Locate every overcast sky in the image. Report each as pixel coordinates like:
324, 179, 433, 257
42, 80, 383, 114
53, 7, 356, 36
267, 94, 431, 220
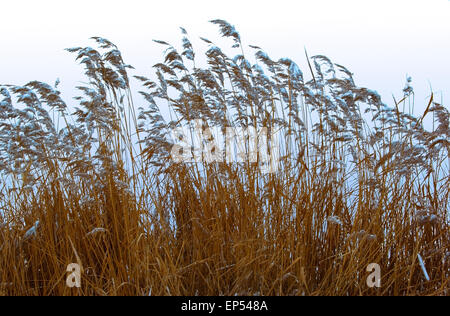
1, 0, 449, 113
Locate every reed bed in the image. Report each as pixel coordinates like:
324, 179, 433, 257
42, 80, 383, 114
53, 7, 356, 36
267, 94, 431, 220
0, 20, 448, 296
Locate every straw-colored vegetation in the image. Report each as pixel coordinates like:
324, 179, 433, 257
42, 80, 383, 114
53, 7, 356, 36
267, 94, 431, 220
0, 20, 448, 296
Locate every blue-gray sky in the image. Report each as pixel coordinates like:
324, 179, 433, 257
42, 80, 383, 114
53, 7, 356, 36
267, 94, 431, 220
1, 0, 449, 113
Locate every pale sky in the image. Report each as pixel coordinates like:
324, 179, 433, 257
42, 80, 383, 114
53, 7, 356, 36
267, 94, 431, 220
1, 0, 449, 113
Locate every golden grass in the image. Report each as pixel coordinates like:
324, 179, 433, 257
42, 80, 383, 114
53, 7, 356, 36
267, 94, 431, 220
0, 21, 448, 296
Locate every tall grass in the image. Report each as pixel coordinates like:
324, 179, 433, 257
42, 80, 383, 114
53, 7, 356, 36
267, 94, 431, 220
0, 20, 448, 296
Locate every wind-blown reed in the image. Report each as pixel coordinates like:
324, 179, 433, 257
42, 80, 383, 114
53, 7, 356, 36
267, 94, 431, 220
0, 20, 448, 296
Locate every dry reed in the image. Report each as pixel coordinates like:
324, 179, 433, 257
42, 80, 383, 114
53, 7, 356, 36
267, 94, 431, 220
0, 20, 448, 296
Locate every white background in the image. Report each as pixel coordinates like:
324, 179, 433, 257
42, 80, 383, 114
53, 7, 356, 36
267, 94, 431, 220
1, 0, 449, 113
